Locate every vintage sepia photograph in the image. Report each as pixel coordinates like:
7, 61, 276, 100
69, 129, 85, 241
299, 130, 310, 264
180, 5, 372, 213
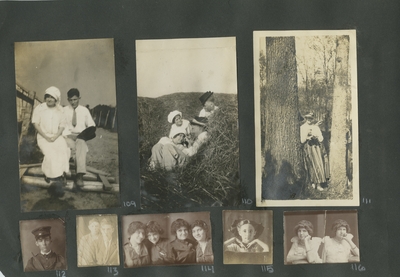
121, 211, 213, 268
254, 30, 359, 207
136, 37, 240, 210
15, 38, 120, 212
223, 210, 273, 265
284, 210, 359, 264
20, 218, 67, 272
76, 214, 120, 267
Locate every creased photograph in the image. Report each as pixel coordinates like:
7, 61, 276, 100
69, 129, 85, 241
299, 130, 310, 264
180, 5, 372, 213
254, 30, 359, 207
284, 210, 359, 264
121, 211, 213, 268
15, 38, 120, 212
136, 37, 240, 209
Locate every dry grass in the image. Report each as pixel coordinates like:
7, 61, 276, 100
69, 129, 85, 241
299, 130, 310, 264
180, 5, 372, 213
138, 92, 240, 210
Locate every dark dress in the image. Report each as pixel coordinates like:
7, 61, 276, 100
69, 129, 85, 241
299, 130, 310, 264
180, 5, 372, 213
147, 237, 174, 265
25, 251, 66, 272
170, 238, 197, 264
123, 242, 150, 267
195, 239, 214, 263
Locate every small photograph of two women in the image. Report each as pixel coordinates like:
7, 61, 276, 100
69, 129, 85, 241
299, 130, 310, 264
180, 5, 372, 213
254, 30, 359, 207
284, 210, 359, 265
136, 37, 240, 210
76, 214, 120, 267
15, 38, 119, 212
223, 210, 273, 265
121, 212, 213, 268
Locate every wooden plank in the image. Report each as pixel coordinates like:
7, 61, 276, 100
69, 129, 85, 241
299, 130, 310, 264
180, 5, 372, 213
99, 174, 112, 191
19, 168, 28, 179
18, 91, 36, 147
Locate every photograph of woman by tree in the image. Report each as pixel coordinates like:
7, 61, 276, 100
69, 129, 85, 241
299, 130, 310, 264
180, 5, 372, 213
254, 30, 359, 206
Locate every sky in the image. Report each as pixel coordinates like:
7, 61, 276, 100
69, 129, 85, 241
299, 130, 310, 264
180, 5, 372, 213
14, 38, 117, 108
136, 37, 238, 98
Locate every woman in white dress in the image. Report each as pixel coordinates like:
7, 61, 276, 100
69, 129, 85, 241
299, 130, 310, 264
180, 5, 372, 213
32, 86, 70, 180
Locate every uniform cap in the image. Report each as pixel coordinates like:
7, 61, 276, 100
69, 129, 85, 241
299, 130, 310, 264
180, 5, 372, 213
32, 226, 51, 239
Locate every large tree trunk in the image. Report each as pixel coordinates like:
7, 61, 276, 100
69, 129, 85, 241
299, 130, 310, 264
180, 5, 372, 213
329, 35, 349, 191
261, 37, 305, 200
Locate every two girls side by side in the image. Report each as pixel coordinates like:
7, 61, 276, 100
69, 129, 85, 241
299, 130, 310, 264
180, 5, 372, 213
124, 218, 213, 268
286, 219, 359, 264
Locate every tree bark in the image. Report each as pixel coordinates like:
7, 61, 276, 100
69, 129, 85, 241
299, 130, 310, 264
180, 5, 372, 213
329, 35, 350, 191
261, 37, 305, 200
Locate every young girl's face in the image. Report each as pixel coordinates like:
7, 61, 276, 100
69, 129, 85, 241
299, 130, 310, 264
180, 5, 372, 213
238, 223, 255, 244
172, 133, 185, 144
174, 115, 183, 126
335, 226, 347, 239
147, 231, 160, 245
176, 226, 189, 240
192, 226, 206, 242
297, 227, 309, 240
204, 100, 215, 112
130, 229, 145, 245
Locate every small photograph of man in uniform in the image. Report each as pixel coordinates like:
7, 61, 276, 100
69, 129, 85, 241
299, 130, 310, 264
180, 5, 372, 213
20, 218, 67, 272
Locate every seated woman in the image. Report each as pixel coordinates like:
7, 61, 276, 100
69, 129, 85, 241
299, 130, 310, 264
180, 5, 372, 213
31, 86, 70, 181
224, 219, 269, 253
148, 127, 188, 171
191, 220, 214, 263
145, 221, 174, 265
169, 218, 197, 264
168, 110, 191, 142
286, 220, 322, 264
322, 219, 360, 263
123, 221, 150, 267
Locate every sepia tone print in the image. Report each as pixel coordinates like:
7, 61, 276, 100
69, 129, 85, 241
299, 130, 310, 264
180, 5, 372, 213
76, 214, 120, 267
122, 212, 213, 268
284, 210, 359, 265
254, 30, 359, 207
136, 37, 240, 210
15, 38, 120, 212
20, 218, 67, 272
223, 210, 273, 265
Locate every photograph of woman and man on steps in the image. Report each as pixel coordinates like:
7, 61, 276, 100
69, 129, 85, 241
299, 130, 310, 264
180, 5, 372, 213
15, 39, 119, 212
137, 37, 240, 210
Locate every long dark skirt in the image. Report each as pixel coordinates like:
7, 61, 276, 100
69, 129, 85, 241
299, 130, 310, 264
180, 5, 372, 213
303, 139, 327, 184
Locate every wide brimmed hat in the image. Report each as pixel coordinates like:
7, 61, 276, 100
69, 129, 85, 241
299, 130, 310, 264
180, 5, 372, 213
199, 91, 214, 106
168, 110, 182, 123
77, 126, 96, 141
169, 126, 186, 139
303, 112, 314, 119
229, 219, 264, 240
190, 116, 208, 127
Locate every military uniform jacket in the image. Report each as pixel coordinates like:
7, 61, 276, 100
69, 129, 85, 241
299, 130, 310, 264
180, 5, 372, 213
25, 251, 66, 272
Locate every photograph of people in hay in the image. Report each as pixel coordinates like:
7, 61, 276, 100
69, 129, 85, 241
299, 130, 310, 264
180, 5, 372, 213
136, 37, 240, 209
15, 38, 119, 212
254, 30, 359, 207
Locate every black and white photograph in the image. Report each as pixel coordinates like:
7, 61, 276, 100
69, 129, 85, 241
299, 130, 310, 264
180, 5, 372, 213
15, 38, 120, 212
284, 210, 360, 265
122, 211, 213, 268
223, 210, 273, 265
19, 218, 67, 272
136, 37, 240, 210
76, 214, 120, 267
254, 30, 359, 207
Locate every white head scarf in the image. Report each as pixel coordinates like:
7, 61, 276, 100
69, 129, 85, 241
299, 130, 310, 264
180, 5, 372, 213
168, 110, 182, 124
44, 86, 62, 109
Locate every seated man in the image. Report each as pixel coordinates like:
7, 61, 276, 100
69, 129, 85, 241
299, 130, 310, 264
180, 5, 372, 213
25, 226, 66, 272
63, 88, 96, 187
